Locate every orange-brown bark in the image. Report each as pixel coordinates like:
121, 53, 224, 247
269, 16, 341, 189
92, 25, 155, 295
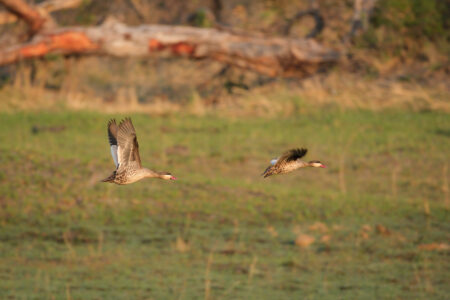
19, 32, 98, 58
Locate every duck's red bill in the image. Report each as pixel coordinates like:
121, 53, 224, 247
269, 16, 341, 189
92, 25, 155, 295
321, 165, 326, 168
170, 176, 177, 180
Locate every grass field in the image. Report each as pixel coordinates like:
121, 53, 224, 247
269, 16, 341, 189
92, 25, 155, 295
0, 109, 449, 299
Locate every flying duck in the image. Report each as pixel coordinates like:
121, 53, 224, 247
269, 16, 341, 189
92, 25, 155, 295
102, 118, 176, 184
262, 148, 325, 178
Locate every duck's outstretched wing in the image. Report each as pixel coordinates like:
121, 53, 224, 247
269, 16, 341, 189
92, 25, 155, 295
117, 118, 142, 168
277, 148, 307, 164
107, 119, 119, 168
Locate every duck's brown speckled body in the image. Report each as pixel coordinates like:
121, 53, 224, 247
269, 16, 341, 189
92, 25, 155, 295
262, 148, 325, 178
102, 118, 176, 185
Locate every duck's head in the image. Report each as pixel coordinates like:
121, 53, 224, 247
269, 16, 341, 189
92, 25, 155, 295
309, 160, 326, 168
160, 172, 177, 180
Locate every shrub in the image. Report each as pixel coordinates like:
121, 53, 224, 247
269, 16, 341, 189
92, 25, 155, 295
357, 0, 448, 55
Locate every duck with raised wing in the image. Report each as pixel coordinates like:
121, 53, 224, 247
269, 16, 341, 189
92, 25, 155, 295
262, 148, 325, 178
102, 118, 177, 185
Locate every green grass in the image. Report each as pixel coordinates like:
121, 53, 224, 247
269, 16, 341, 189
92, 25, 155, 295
0, 110, 449, 299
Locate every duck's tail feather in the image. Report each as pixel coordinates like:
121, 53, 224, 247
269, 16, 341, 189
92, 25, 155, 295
261, 166, 273, 178
101, 171, 116, 183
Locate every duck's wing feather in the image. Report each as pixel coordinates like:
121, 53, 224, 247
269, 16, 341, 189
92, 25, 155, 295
117, 118, 142, 168
107, 119, 119, 168
277, 148, 308, 164
271, 148, 307, 171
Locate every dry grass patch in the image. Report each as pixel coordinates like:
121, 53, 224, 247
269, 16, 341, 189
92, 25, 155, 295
2, 72, 448, 115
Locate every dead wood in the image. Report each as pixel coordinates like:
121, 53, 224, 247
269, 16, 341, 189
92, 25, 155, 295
0, 0, 339, 78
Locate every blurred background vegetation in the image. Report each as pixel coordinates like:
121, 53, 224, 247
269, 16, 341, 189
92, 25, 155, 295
0, 0, 449, 299
0, 0, 448, 113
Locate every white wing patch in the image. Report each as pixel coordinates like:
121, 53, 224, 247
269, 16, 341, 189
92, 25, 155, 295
110, 145, 119, 168
270, 158, 278, 165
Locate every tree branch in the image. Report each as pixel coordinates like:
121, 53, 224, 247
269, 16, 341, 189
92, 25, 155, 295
0, 0, 83, 26
346, 0, 378, 40
283, 9, 324, 39
0, 0, 47, 34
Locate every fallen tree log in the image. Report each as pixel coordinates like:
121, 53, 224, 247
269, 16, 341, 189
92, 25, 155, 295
0, 0, 339, 78
0, 21, 339, 77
